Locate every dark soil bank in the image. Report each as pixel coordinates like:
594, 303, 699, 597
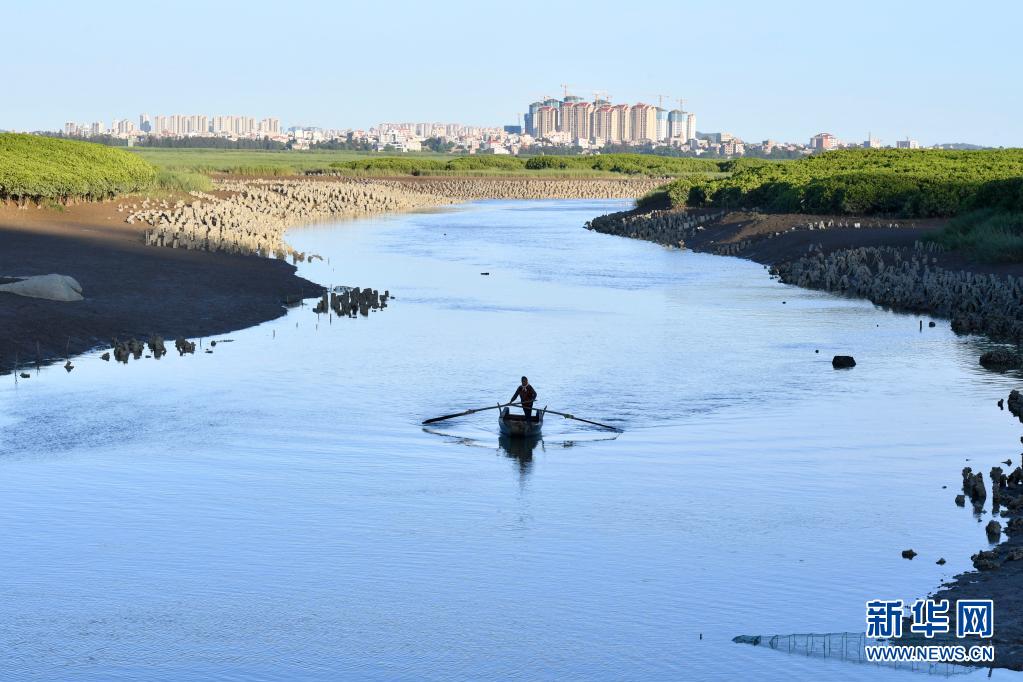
900, 440, 1023, 670
0, 203, 322, 372
588, 207, 1023, 343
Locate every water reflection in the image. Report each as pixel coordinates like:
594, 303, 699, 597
499, 434, 543, 478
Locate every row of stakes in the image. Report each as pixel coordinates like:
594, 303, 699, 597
313, 286, 391, 318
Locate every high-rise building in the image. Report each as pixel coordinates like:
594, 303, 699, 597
524, 101, 543, 137
655, 108, 668, 142
591, 104, 618, 144
259, 117, 281, 136
139, 113, 151, 133
685, 112, 696, 143
612, 104, 631, 143
558, 95, 585, 133
563, 101, 592, 142
896, 138, 919, 149
809, 132, 837, 150
667, 109, 686, 140
629, 103, 657, 142
535, 106, 559, 138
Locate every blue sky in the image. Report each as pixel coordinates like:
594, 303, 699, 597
4, 0, 1020, 146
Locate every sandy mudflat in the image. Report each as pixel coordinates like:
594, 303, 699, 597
0, 200, 321, 372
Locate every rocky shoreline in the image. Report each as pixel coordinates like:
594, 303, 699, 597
588, 202, 1023, 670
126, 179, 455, 258
356, 175, 664, 200
588, 205, 1023, 343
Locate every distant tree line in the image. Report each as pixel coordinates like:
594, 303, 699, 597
329, 153, 727, 177
136, 136, 287, 150
311, 134, 375, 152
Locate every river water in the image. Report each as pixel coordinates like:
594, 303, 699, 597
1, 199, 1021, 681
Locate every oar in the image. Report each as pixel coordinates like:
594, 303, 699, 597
540, 407, 622, 432
422, 402, 514, 425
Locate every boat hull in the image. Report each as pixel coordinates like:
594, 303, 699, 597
499, 407, 544, 437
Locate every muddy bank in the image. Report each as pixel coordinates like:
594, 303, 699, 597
898, 415, 1023, 670
0, 201, 322, 373
588, 206, 1023, 343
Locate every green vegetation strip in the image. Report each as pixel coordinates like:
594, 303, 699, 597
656, 149, 1023, 217
329, 153, 724, 177
0, 133, 156, 202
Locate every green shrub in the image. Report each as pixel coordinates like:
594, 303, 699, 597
526, 154, 719, 175
330, 158, 447, 174
0, 133, 156, 201
445, 156, 526, 171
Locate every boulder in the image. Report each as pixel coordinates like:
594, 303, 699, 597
972, 549, 999, 571
0, 274, 83, 301
980, 349, 1023, 370
832, 355, 856, 369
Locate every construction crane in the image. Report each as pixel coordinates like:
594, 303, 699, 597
560, 83, 573, 98
678, 97, 688, 112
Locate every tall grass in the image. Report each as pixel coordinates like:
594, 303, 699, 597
154, 169, 213, 192
928, 209, 1023, 262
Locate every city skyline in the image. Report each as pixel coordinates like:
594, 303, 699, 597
47, 104, 947, 155
4, 1, 1020, 147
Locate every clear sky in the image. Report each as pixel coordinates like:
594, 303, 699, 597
4, 0, 1020, 146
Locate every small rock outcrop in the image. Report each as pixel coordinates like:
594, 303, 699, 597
972, 549, 999, 571
980, 349, 1023, 370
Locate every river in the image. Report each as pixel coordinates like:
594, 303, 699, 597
1, 199, 1019, 680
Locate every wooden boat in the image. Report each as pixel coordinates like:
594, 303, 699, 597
499, 405, 545, 437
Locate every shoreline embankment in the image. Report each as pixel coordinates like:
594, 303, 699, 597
588, 206, 1023, 343
0, 177, 657, 372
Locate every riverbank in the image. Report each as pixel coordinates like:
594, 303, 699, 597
0, 177, 658, 372
588, 206, 1023, 343
0, 200, 323, 373
908, 429, 1023, 670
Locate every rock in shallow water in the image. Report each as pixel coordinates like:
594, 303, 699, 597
832, 355, 856, 369
980, 349, 1023, 370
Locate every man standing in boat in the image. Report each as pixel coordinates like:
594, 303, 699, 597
510, 376, 538, 420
